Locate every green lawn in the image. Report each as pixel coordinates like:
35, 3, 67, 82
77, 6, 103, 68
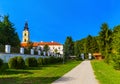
91, 60, 120, 84
0, 60, 81, 84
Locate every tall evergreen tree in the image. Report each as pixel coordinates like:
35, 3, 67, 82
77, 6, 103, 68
0, 15, 20, 47
99, 23, 112, 63
74, 41, 80, 57
64, 36, 74, 61
99, 23, 112, 56
86, 35, 94, 53
92, 37, 100, 53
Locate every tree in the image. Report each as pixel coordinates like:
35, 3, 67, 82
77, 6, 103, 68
0, 15, 20, 47
64, 36, 74, 61
43, 45, 50, 53
91, 37, 100, 53
112, 25, 120, 54
98, 23, 112, 63
86, 35, 94, 53
27, 41, 33, 49
99, 23, 112, 55
54, 48, 58, 54
74, 41, 80, 57
74, 39, 85, 57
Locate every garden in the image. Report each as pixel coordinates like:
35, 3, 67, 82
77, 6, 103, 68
0, 56, 80, 84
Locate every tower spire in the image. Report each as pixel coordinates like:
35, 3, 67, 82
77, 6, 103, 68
24, 21, 29, 30
22, 21, 30, 43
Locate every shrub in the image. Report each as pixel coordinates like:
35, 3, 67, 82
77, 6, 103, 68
25, 57, 38, 67
37, 58, 43, 65
49, 56, 56, 64
43, 58, 49, 65
57, 57, 63, 63
17, 56, 25, 69
0, 63, 8, 72
38, 57, 63, 65
8, 56, 25, 69
0, 59, 3, 69
113, 55, 120, 70
8, 57, 17, 69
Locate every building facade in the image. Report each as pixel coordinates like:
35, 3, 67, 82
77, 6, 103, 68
21, 22, 63, 55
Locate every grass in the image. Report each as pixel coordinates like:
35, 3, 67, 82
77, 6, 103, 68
0, 60, 81, 84
91, 60, 120, 84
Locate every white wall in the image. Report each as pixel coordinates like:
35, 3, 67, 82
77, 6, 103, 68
0, 53, 47, 63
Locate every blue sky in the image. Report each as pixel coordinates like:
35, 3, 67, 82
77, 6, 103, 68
0, 0, 120, 43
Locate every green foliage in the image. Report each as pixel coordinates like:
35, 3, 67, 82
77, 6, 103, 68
37, 58, 44, 65
113, 55, 120, 70
0, 59, 3, 69
112, 25, 120, 54
99, 23, 112, 56
43, 45, 50, 53
64, 36, 74, 61
91, 60, 120, 84
0, 45, 5, 53
0, 63, 8, 72
11, 46, 20, 53
74, 35, 99, 60
75, 56, 83, 61
49, 56, 62, 64
24, 48, 30, 54
0, 15, 20, 47
25, 57, 38, 67
43, 58, 50, 64
0, 60, 80, 84
104, 54, 113, 64
8, 57, 17, 69
54, 48, 58, 54
16, 56, 25, 69
37, 57, 63, 65
48, 56, 55, 64
86, 35, 94, 53
8, 56, 25, 69
90, 37, 100, 53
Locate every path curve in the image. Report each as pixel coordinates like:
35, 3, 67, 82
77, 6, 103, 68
52, 60, 99, 84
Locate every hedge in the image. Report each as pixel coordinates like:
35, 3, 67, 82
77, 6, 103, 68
0, 59, 3, 69
25, 57, 38, 67
8, 56, 25, 69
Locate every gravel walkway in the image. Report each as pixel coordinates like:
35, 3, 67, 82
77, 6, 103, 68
52, 60, 99, 84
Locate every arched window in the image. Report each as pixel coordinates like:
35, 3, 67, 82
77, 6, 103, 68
24, 33, 26, 36
24, 39, 26, 42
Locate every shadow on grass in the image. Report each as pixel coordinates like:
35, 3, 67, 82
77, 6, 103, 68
0, 77, 17, 84
24, 64, 60, 70
0, 69, 33, 75
41, 65, 59, 68
24, 66, 42, 70
0, 76, 60, 84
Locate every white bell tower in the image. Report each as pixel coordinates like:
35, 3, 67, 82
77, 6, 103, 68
22, 22, 30, 43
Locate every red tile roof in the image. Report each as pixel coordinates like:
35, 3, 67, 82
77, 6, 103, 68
21, 41, 62, 47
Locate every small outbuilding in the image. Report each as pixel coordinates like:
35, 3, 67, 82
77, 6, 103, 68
93, 53, 102, 60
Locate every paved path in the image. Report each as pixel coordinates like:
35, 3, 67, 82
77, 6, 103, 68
52, 60, 99, 84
